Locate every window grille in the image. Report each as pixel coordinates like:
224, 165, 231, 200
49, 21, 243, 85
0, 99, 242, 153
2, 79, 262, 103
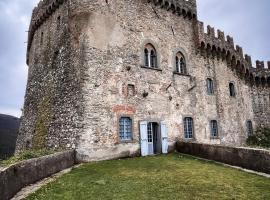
210, 120, 218, 137
207, 78, 214, 94
184, 117, 194, 139
147, 123, 153, 143
119, 117, 132, 141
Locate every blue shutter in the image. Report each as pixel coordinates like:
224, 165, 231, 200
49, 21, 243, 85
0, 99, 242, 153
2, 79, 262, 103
161, 121, 168, 154
140, 121, 148, 156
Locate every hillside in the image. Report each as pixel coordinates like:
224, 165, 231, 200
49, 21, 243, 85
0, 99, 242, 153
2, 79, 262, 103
0, 114, 20, 159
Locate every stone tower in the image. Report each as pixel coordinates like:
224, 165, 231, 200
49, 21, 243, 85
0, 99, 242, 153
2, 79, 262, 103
16, 0, 270, 161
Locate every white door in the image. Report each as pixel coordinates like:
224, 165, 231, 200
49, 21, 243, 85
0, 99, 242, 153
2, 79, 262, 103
161, 122, 168, 154
140, 121, 148, 156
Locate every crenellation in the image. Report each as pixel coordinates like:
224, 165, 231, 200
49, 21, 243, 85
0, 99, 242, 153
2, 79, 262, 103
268, 61, 270, 69
226, 36, 234, 48
245, 54, 252, 66
256, 60, 265, 69
217, 29, 225, 41
236, 45, 243, 59
207, 25, 215, 38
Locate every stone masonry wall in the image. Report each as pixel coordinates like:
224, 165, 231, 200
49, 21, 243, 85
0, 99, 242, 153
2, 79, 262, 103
70, 0, 257, 161
176, 142, 270, 174
16, 1, 83, 151
17, 0, 270, 161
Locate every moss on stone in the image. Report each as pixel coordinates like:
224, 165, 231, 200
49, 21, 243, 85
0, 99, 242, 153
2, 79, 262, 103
32, 88, 54, 150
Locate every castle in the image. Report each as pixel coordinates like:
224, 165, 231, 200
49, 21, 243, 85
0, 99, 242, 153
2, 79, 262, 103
16, 0, 270, 161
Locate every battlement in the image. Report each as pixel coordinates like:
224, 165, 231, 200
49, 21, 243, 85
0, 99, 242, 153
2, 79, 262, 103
149, 0, 197, 19
195, 21, 270, 87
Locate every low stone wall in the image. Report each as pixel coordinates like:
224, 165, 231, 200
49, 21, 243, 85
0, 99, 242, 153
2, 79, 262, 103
0, 150, 75, 200
176, 142, 270, 174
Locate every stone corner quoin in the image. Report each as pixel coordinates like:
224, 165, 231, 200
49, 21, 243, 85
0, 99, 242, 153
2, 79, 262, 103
16, 0, 270, 161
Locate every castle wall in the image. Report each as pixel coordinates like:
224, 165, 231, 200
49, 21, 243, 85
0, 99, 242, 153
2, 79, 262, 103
252, 87, 270, 128
17, 0, 270, 161
16, 2, 83, 151
69, 0, 255, 161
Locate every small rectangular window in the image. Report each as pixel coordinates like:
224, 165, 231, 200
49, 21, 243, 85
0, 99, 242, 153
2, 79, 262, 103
246, 120, 253, 136
184, 117, 194, 139
127, 84, 135, 97
210, 120, 218, 138
229, 83, 236, 97
207, 78, 214, 95
119, 117, 132, 141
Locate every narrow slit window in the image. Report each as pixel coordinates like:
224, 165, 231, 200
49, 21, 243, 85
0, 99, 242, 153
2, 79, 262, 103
229, 82, 236, 97
207, 78, 214, 94
246, 120, 253, 136
40, 32, 44, 45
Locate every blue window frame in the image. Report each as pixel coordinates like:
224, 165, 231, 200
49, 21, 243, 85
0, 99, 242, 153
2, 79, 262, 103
119, 117, 132, 141
210, 120, 218, 138
184, 117, 194, 139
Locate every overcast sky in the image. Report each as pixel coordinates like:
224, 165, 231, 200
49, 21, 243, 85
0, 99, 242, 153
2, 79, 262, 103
0, 0, 269, 118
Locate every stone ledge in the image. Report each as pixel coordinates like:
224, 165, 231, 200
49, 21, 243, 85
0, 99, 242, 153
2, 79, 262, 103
176, 141, 270, 174
0, 150, 75, 200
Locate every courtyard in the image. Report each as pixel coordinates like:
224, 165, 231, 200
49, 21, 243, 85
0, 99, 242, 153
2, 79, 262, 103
26, 153, 270, 200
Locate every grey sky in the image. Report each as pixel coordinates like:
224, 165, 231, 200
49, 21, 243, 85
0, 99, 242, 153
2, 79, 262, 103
0, 0, 269, 117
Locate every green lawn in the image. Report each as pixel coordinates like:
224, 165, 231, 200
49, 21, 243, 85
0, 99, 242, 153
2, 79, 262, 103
26, 153, 270, 200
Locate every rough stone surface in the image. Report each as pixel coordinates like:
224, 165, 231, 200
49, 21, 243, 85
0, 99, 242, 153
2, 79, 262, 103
176, 141, 270, 174
0, 150, 75, 200
16, 0, 270, 161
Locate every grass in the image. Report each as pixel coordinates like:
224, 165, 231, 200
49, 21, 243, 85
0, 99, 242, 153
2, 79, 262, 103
26, 153, 270, 200
0, 149, 56, 167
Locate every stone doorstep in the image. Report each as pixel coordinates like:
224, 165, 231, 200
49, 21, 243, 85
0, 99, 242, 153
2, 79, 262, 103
11, 164, 82, 200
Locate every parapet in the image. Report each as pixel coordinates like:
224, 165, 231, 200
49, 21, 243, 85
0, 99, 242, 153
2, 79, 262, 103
150, 0, 197, 19
195, 20, 270, 87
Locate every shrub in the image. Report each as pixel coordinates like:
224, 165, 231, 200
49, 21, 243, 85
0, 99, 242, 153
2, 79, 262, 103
246, 127, 270, 148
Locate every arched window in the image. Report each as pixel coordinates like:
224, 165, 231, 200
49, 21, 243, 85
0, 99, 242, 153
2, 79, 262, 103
184, 117, 194, 139
210, 120, 218, 138
144, 44, 157, 68
175, 52, 187, 74
119, 117, 132, 141
246, 120, 253, 136
207, 78, 214, 95
229, 82, 236, 97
